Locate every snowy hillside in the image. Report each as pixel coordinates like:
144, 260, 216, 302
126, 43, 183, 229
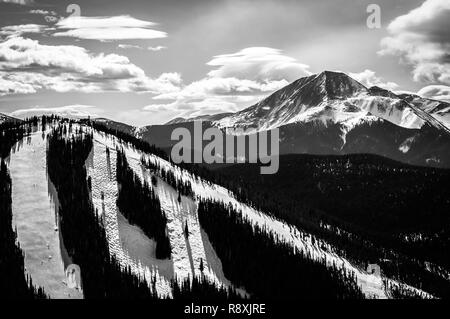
9, 128, 82, 299
88, 130, 244, 297
88, 127, 433, 299
399, 94, 450, 130
85, 132, 241, 297
1, 119, 442, 299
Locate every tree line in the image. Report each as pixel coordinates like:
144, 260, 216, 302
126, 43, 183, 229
172, 274, 242, 300
79, 119, 450, 298
0, 156, 46, 298
116, 148, 171, 259
0, 120, 27, 158
47, 125, 158, 298
89, 120, 168, 160
46, 121, 243, 299
176, 155, 450, 298
197, 199, 364, 299
210, 154, 450, 298
141, 156, 194, 198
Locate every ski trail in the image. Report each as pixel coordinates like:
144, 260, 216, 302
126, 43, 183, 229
9, 130, 83, 299
86, 137, 172, 298
92, 131, 236, 291
184, 231, 196, 277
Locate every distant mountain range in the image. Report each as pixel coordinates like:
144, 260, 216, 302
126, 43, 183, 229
0, 113, 21, 125
4, 71, 450, 168
140, 71, 450, 168
166, 71, 450, 132
165, 112, 234, 125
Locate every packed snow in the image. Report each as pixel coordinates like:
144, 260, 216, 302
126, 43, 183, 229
86, 136, 173, 297
8, 129, 83, 299
89, 131, 244, 296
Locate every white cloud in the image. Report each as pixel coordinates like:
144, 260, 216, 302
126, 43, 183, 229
417, 85, 450, 102
0, 0, 34, 5
54, 15, 167, 41
118, 44, 143, 50
379, 0, 450, 85
349, 69, 399, 91
207, 47, 311, 82
0, 76, 37, 95
118, 45, 167, 51
0, 37, 143, 78
155, 72, 182, 86
143, 96, 245, 119
10, 105, 102, 119
147, 46, 166, 51
29, 9, 56, 15
0, 24, 44, 38
182, 97, 240, 117
148, 47, 308, 116
154, 77, 288, 100
0, 37, 181, 95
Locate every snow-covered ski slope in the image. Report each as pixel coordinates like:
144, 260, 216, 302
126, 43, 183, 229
90, 128, 433, 299
87, 130, 240, 298
8, 129, 83, 299
86, 136, 172, 297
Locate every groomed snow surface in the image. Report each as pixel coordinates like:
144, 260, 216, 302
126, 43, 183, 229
9, 129, 83, 299
88, 131, 242, 298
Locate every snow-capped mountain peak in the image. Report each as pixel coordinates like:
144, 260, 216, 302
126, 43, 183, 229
312, 70, 368, 99
213, 71, 434, 132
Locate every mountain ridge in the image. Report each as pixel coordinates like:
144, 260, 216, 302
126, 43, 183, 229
138, 71, 450, 168
163, 71, 450, 132
0, 112, 22, 125
212, 71, 446, 132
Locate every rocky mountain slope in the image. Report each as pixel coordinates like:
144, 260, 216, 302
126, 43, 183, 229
141, 71, 450, 168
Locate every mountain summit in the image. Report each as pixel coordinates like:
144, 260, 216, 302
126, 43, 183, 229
213, 71, 445, 132
148, 71, 450, 168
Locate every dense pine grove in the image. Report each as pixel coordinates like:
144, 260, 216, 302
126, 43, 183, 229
172, 275, 243, 300
87, 119, 194, 197
197, 199, 364, 299
89, 120, 168, 160
180, 155, 450, 298
383, 280, 424, 299
0, 121, 25, 158
116, 149, 171, 259
141, 157, 194, 198
0, 159, 47, 299
46, 120, 244, 299
47, 125, 158, 299
82, 120, 450, 298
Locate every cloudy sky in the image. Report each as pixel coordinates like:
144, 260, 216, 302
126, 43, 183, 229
0, 0, 449, 126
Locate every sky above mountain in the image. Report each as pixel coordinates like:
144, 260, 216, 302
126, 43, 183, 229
0, 0, 449, 126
